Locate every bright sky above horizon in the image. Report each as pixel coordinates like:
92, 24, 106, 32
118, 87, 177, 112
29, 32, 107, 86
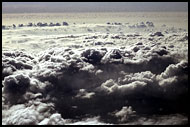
2, 2, 188, 13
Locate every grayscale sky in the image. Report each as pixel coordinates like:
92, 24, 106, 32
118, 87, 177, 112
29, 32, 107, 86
2, 2, 188, 13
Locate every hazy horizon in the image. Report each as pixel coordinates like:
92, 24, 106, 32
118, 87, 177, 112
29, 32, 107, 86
2, 2, 188, 13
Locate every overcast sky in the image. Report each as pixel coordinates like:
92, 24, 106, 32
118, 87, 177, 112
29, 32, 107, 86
2, 2, 188, 13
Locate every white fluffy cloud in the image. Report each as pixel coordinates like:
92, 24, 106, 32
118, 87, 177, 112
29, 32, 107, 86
158, 60, 188, 79
100, 79, 147, 95
2, 27, 188, 125
115, 106, 136, 122
2, 104, 39, 125
39, 113, 65, 125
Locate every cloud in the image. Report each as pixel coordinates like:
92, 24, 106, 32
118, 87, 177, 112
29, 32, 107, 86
81, 48, 106, 64
101, 49, 123, 64
115, 106, 136, 122
39, 113, 65, 125
155, 60, 188, 100
2, 51, 35, 80
2, 100, 59, 125
158, 60, 188, 79
75, 89, 95, 99
3, 74, 30, 104
2, 45, 188, 125
2, 104, 39, 125
129, 114, 188, 125
67, 116, 111, 125
119, 71, 156, 85
100, 79, 147, 95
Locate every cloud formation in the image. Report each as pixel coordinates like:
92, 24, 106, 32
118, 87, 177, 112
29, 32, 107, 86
2, 21, 188, 124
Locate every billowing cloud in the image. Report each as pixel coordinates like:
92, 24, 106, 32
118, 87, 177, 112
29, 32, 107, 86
115, 106, 136, 122
2, 18, 188, 125
2, 44, 188, 124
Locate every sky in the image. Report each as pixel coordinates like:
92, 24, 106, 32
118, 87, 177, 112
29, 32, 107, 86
2, 2, 188, 13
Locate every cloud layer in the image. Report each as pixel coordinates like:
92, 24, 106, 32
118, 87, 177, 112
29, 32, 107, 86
2, 42, 188, 125
2, 16, 188, 125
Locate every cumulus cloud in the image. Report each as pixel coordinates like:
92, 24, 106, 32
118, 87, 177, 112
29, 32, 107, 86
3, 74, 30, 104
75, 89, 95, 99
67, 116, 111, 125
81, 48, 106, 64
115, 106, 136, 122
119, 71, 156, 85
158, 60, 188, 79
2, 100, 59, 125
155, 60, 188, 100
101, 49, 123, 64
2, 51, 35, 80
100, 79, 147, 95
39, 113, 65, 125
2, 41, 188, 125
2, 104, 39, 125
